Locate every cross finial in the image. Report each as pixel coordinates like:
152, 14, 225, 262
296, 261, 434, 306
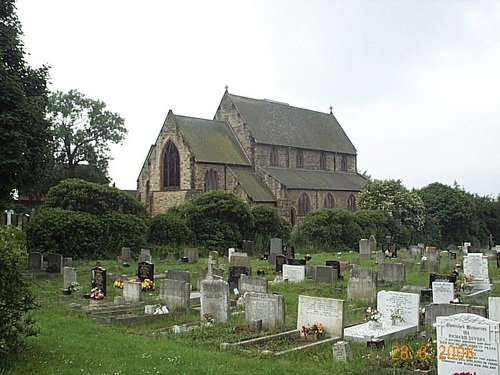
329, 105, 333, 114
225, 85, 229, 91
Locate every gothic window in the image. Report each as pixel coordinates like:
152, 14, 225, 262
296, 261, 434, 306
341, 155, 348, 172
347, 194, 356, 212
324, 194, 334, 209
298, 193, 310, 215
296, 150, 304, 168
270, 147, 278, 167
320, 152, 326, 170
162, 141, 180, 189
204, 169, 218, 192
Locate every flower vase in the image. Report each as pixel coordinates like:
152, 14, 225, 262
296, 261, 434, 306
369, 320, 383, 330
391, 318, 396, 326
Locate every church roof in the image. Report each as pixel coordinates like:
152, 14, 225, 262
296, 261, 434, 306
173, 115, 250, 165
227, 93, 357, 154
228, 166, 276, 202
264, 167, 367, 191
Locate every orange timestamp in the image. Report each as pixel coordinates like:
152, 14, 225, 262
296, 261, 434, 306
392, 344, 475, 362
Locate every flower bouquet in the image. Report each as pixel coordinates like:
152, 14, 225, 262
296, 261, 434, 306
390, 309, 404, 325
301, 323, 324, 339
90, 287, 104, 300
365, 306, 383, 329
113, 278, 124, 289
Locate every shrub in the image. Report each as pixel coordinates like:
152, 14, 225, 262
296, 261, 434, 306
149, 210, 192, 246
100, 211, 149, 257
251, 205, 291, 247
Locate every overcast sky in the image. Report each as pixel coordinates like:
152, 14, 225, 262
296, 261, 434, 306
16, 0, 500, 197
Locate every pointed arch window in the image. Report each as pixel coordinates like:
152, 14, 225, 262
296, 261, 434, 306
204, 169, 218, 192
296, 150, 304, 168
298, 193, 310, 215
320, 152, 326, 170
347, 194, 356, 212
341, 155, 348, 172
270, 147, 278, 167
324, 194, 334, 209
162, 141, 180, 189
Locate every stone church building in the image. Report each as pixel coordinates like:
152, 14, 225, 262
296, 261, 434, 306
137, 90, 367, 225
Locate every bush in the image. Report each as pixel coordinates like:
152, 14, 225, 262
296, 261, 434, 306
149, 210, 192, 246
251, 205, 291, 247
100, 211, 149, 257
0, 227, 38, 360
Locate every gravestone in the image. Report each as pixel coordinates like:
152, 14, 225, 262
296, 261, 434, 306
420, 289, 432, 303
137, 261, 154, 281
120, 247, 132, 262
489, 297, 500, 322
463, 253, 491, 295
238, 274, 268, 295
282, 264, 305, 282
463, 242, 471, 253
138, 248, 152, 263
380, 263, 406, 283
208, 251, 219, 265
27, 252, 43, 270
436, 313, 500, 375
429, 272, 457, 288
165, 269, 190, 285
91, 266, 106, 296
184, 248, 199, 264
228, 254, 251, 290
384, 236, 397, 257
297, 295, 345, 338
347, 269, 377, 304
325, 260, 342, 280
200, 278, 230, 323
287, 258, 306, 266
421, 247, 440, 273
448, 251, 457, 269
375, 251, 385, 265
268, 238, 282, 265
123, 280, 142, 303
159, 279, 190, 312
425, 304, 487, 325
47, 253, 63, 273
63, 267, 77, 290
408, 245, 422, 259
245, 292, 285, 331
497, 252, 500, 268
332, 341, 353, 361
241, 240, 255, 256
359, 238, 370, 258
228, 248, 235, 263
369, 235, 377, 253
275, 254, 286, 273
432, 282, 455, 304
285, 245, 295, 260
314, 265, 336, 283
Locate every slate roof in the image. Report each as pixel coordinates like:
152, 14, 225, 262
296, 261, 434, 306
228, 166, 275, 202
173, 114, 250, 165
228, 94, 356, 154
264, 167, 367, 191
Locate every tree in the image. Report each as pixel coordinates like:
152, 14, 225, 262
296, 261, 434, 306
0, 1, 50, 204
47, 90, 127, 179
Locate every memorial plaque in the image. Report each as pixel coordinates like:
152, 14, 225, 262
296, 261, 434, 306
432, 282, 455, 304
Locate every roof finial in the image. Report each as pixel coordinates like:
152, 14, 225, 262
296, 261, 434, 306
329, 105, 333, 115
225, 85, 229, 92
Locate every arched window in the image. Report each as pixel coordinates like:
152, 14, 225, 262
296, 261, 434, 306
204, 169, 218, 192
270, 147, 278, 167
341, 155, 348, 172
324, 194, 334, 209
298, 193, 310, 215
347, 194, 356, 212
296, 150, 304, 168
320, 153, 326, 170
162, 141, 180, 188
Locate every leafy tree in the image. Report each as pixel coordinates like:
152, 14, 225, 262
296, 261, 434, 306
251, 205, 291, 244
47, 89, 126, 179
473, 194, 500, 247
0, 1, 50, 204
149, 209, 192, 246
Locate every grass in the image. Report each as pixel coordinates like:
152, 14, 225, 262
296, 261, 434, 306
1, 249, 498, 375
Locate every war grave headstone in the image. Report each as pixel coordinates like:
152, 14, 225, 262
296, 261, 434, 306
184, 248, 199, 264
463, 253, 491, 296
425, 304, 487, 325
47, 253, 63, 273
91, 266, 106, 296
159, 278, 190, 312
375, 251, 385, 265
314, 265, 336, 283
369, 234, 377, 254
123, 280, 142, 303
432, 281, 455, 304
63, 266, 77, 290
282, 264, 305, 282
275, 254, 286, 273
380, 262, 405, 283
268, 237, 282, 265
344, 290, 420, 342
245, 292, 285, 331
325, 260, 343, 280
436, 313, 500, 375
489, 297, 500, 322
359, 238, 370, 258
242, 240, 255, 256
137, 261, 154, 281
333, 341, 353, 362
138, 249, 152, 263
200, 278, 230, 323
238, 274, 268, 295
27, 252, 43, 271
347, 269, 377, 305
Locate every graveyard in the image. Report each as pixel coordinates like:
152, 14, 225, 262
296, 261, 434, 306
5, 244, 500, 375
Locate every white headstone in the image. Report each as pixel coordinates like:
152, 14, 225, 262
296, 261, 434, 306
464, 253, 489, 281
332, 341, 353, 361
377, 290, 420, 328
432, 282, 455, 304
489, 297, 500, 322
297, 295, 344, 338
463, 242, 472, 253
282, 264, 305, 282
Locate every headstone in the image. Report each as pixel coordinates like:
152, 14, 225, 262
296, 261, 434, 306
463, 242, 472, 253
241, 240, 255, 256
47, 253, 63, 273
408, 245, 422, 259
275, 254, 286, 273
359, 239, 370, 258
421, 247, 440, 273
91, 266, 106, 296
347, 269, 377, 304
489, 297, 500, 322
244, 292, 285, 331
137, 261, 154, 281
282, 264, 305, 282
378, 290, 420, 328
285, 245, 295, 260
497, 252, 500, 268
375, 251, 385, 265
297, 295, 345, 338
228, 261, 251, 291
228, 248, 235, 263
425, 303, 487, 325
229, 253, 250, 268
63, 267, 77, 290
238, 274, 268, 295
314, 266, 336, 283
432, 282, 455, 304
159, 279, 190, 312
123, 281, 142, 303
184, 248, 199, 264
287, 258, 306, 266
208, 251, 219, 265
27, 252, 43, 270
269, 238, 282, 255
463, 253, 491, 295
420, 289, 432, 303
325, 260, 342, 280
436, 313, 500, 375
429, 272, 457, 288
332, 341, 353, 361
380, 263, 406, 283
200, 278, 230, 323
120, 247, 132, 262
369, 235, 377, 253
165, 269, 190, 285
138, 248, 152, 263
